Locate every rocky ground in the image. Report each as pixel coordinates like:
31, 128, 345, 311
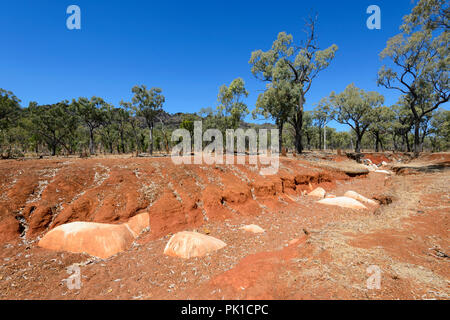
0, 152, 448, 300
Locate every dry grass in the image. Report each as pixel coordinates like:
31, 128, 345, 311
312, 160, 369, 176
303, 171, 449, 299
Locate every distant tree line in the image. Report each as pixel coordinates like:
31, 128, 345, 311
0, 0, 448, 158
250, 0, 448, 156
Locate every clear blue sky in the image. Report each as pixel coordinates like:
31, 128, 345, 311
0, 0, 433, 130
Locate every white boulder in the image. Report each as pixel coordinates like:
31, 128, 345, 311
308, 187, 326, 199
317, 197, 367, 210
164, 231, 226, 259
38, 213, 149, 259
240, 224, 265, 234
344, 191, 378, 206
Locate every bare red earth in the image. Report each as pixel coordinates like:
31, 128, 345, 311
0, 153, 448, 300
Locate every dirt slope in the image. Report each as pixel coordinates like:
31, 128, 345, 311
0, 154, 448, 300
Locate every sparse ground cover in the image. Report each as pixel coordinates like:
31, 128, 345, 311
0, 152, 448, 299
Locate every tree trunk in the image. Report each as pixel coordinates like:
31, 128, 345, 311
306, 133, 311, 150
120, 130, 125, 154
413, 118, 421, 157
148, 123, 154, 155
374, 132, 380, 152
277, 121, 284, 153
132, 124, 139, 156
318, 127, 323, 150
294, 123, 303, 154
420, 127, 427, 152
89, 128, 95, 155
393, 133, 398, 151
404, 132, 411, 152
355, 134, 362, 153
293, 94, 304, 154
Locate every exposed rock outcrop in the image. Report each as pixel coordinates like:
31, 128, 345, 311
308, 187, 326, 199
317, 197, 367, 210
163, 231, 226, 259
38, 213, 149, 259
344, 191, 377, 206
240, 224, 265, 234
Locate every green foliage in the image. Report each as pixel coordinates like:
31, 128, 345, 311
401, 0, 449, 33
329, 84, 384, 152
217, 78, 249, 130
429, 108, 450, 151
0, 89, 21, 132
253, 80, 298, 126
27, 101, 79, 156
249, 17, 338, 153
179, 114, 196, 138
378, 0, 449, 155
132, 86, 165, 128
369, 106, 395, 152
131, 85, 165, 154
0, 4, 448, 157
312, 97, 334, 150
73, 96, 107, 155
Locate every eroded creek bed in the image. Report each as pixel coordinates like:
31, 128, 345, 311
0, 156, 448, 299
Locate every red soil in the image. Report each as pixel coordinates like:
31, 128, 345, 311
361, 153, 391, 165
0, 156, 348, 244
0, 153, 448, 300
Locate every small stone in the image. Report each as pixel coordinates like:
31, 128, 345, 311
308, 187, 326, 199
375, 170, 392, 174
163, 231, 226, 259
317, 197, 367, 210
240, 224, 265, 234
344, 191, 378, 206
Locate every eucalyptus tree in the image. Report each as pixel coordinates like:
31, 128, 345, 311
179, 114, 196, 141
401, 0, 449, 32
249, 16, 338, 153
392, 101, 414, 152
0, 89, 21, 132
98, 103, 118, 154
302, 111, 314, 150
74, 97, 106, 155
120, 100, 141, 156
377, 0, 449, 156
313, 97, 334, 150
252, 80, 298, 152
429, 108, 450, 151
131, 85, 165, 155
216, 78, 249, 130
369, 106, 395, 152
27, 101, 78, 156
331, 131, 352, 150
0, 89, 21, 156
113, 107, 130, 154
329, 84, 384, 153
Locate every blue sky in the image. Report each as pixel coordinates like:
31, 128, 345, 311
0, 0, 435, 130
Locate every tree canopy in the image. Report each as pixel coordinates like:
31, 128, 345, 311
250, 16, 338, 153
378, 0, 449, 156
